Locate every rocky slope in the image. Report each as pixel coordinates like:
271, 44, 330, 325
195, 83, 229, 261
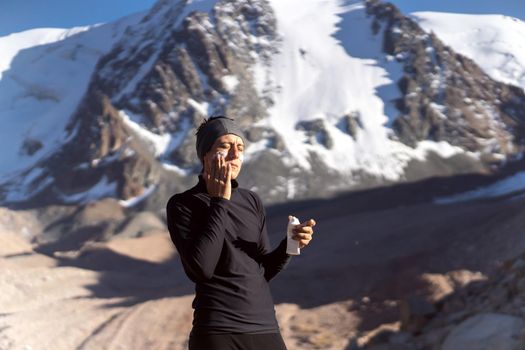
368, 0, 525, 156
360, 252, 525, 350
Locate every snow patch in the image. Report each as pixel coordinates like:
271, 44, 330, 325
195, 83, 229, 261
188, 98, 209, 116
119, 111, 171, 157
119, 184, 156, 207
222, 75, 239, 92
3, 167, 53, 202
435, 171, 525, 204
162, 163, 194, 176
57, 176, 117, 204
112, 48, 161, 102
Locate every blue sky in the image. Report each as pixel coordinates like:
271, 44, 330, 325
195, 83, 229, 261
1, 0, 525, 37
0, 0, 157, 36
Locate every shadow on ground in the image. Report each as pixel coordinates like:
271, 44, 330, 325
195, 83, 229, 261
34, 241, 194, 308
264, 170, 525, 332
32, 168, 525, 335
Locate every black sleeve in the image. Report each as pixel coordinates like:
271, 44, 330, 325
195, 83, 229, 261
166, 195, 230, 283
256, 196, 291, 281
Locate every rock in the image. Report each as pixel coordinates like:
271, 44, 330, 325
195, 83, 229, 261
488, 285, 510, 307
244, 126, 266, 143
389, 331, 416, 350
338, 111, 363, 139
295, 119, 334, 149
244, 126, 285, 152
113, 211, 166, 239
446, 269, 487, 288
440, 296, 466, 315
516, 277, 525, 294
420, 273, 454, 302
20, 138, 43, 156
417, 326, 452, 350
389, 344, 416, 350
400, 296, 436, 332
74, 198, 125, 228
0, 207, 41, 242
511, 258, 525, 271
365, 344, 390, 350
442, 313, 525, 350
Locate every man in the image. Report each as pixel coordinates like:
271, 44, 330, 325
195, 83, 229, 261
166, 116, 316, 350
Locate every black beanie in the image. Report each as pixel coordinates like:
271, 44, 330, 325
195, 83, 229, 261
195, 116, 245, 162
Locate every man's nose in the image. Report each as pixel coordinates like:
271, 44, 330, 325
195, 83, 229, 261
229, 146, 240, 159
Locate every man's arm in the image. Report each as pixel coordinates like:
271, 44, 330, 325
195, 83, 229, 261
166, 195, 229, 282
259, 233, 291, 281
167, 154, 234, 282
255, 194, 291, 281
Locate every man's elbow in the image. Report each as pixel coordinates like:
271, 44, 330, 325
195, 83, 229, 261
186, 260, 215, 282
197, 268, 215, 281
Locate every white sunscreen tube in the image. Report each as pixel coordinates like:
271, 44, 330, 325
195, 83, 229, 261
286, 216, 301, 255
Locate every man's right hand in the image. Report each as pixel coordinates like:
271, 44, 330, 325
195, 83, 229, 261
204, 153, 232, 200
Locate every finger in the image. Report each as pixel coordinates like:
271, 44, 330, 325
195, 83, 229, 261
294, 224, 314, 232
222, 164, 227, 182
299, 239, 311, 248
215, 153, 222, 174
204, 157, 211, 178
296, 226, 313, 234
222, 157, 228, 182
209, 159, 216, 182
300, 219, 316, 227
226, 163, 232, 183
218, 152, 224, 170
212, 153, 221, 180
219, 154, 226, 182
205, 162, 214, 186
293, 232, 312, 241
301, 219, 315, 226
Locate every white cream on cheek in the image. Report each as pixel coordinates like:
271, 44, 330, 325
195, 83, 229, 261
215, 151, 243, 163
215, 151, 227, 159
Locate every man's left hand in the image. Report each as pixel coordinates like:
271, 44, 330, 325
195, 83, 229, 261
291, 218, 316, 248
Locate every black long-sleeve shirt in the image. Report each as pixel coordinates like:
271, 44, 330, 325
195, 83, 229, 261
166, 176, 291, 334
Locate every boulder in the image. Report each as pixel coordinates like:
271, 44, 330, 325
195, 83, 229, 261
400, 296, 436, 332
442, 313, 525, 350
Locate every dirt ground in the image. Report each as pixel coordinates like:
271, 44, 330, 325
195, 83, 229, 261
1, 185, 524, 350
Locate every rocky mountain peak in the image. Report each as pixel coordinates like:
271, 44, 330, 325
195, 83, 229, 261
11, 0, 279, 207
367, 0, 525, 163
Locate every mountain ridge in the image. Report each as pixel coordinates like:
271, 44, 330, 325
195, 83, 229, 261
1, 0, 524, 210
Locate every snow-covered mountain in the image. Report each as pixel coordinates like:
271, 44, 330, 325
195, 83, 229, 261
0, 12, 145, 203
1, 0, 525, 209
407, 10, 525, 203
411, 11, 525, 100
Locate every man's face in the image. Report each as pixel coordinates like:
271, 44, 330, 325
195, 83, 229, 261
203, 134, 244, 180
